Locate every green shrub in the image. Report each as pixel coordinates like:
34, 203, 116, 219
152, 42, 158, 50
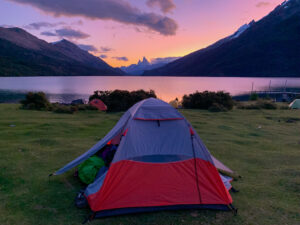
249, 93, 259, 101
208, 103, 228, 112
77, 104, 98, 111
237, 100, 277, 110
53, 104, 78, 114
85, 105, 98, 110
182, 91, 233, 110
257, 100, 277, 109
51, 103, 98, 113
280, 105, 289, 110
237, 104, 260, 110
20, 93, 98, 114
76, 104, 85, 111
20, 92, 50, 110
89, 89, 157, 112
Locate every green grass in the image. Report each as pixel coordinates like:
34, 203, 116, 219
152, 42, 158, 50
0, 104, 299, 225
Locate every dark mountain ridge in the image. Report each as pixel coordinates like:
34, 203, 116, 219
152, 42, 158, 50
144, 0, 300, 77
0, 27, 123, 76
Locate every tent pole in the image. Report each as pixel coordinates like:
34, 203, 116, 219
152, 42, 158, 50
191, 134, 202, 204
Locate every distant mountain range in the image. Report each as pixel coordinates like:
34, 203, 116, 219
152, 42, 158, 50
120, 56, 180, 75
1, 0, 299, 77
144, 0, 300, 77
0, 27, 124, 76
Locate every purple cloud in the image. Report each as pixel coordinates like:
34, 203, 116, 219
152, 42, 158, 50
55, 28, 89, 39
99, 54, 107, 59
151, 56, 180, 64
24, 22, 65, 30
72, 20, 83, 25
8, 0, 178, 35
40, 27, 90, 39
40, 31, 57, 36
146, 0, 175, 13
77, 44, 98, 52
112, 56, 128, 61
256, 1, 270, 7
24, 21, 82, 30
99, 46, 113, 53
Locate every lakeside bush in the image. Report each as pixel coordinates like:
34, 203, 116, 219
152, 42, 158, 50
249, 92, 259, 101
237, 99, 277, 110
293, 95, 300, 101
259, 100, 277, 109
208, 103, 228, 112
51, 103, 99, 114
20, 90, 281, 113
77, 104, 98, 111
20, 92, 50, 110
182, 91, 233, 111
279, 105, 289, 110
51, 103, 78, 114
89, 89, 157, 112
20, 92, 100, 114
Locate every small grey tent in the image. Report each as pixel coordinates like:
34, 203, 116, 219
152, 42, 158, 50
289, 99, 300, 109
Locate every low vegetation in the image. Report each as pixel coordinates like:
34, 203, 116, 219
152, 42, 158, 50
20, 92, 51, 110
0, 104, 299, 225
208, 103, 229, 112
236, 99, 278, 110
20, 90, 157, 113
20, 92, 98, 114
249, 92, 259, 101
20, 91, 291, 116
182, 91, 234, 111
89, 89, 157, 112
51, 104, 79, 114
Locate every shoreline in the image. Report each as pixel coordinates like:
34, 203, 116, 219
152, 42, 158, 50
1, 75, 300, 78
0, 89, 298, 104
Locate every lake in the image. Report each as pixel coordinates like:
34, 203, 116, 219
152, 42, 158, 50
0, 76, 300, 103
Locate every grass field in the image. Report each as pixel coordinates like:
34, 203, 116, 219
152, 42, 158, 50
0, 104, 299, 225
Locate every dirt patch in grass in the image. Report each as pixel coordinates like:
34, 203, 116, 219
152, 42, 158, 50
33, 138, 59, 146
33, 205, 57, 213
285, 117, 300, 123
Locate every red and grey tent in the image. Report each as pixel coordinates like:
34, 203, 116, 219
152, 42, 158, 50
53, 98, 235, 218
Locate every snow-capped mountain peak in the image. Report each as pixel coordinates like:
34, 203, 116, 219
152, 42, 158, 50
138, 57, 150, 66
231, 20, 255, 39
120, 56, 179, 75
282, 0, 291, 6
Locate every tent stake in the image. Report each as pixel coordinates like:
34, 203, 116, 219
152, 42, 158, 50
48, 173, 53, 183
228, 204, 238, 215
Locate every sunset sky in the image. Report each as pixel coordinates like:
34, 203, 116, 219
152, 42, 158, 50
0, 0, 284, 67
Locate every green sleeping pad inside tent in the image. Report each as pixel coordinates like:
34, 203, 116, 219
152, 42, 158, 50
78, 156, 105, 184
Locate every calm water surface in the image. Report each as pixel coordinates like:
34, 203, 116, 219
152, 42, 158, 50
0, 76, 300, 103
